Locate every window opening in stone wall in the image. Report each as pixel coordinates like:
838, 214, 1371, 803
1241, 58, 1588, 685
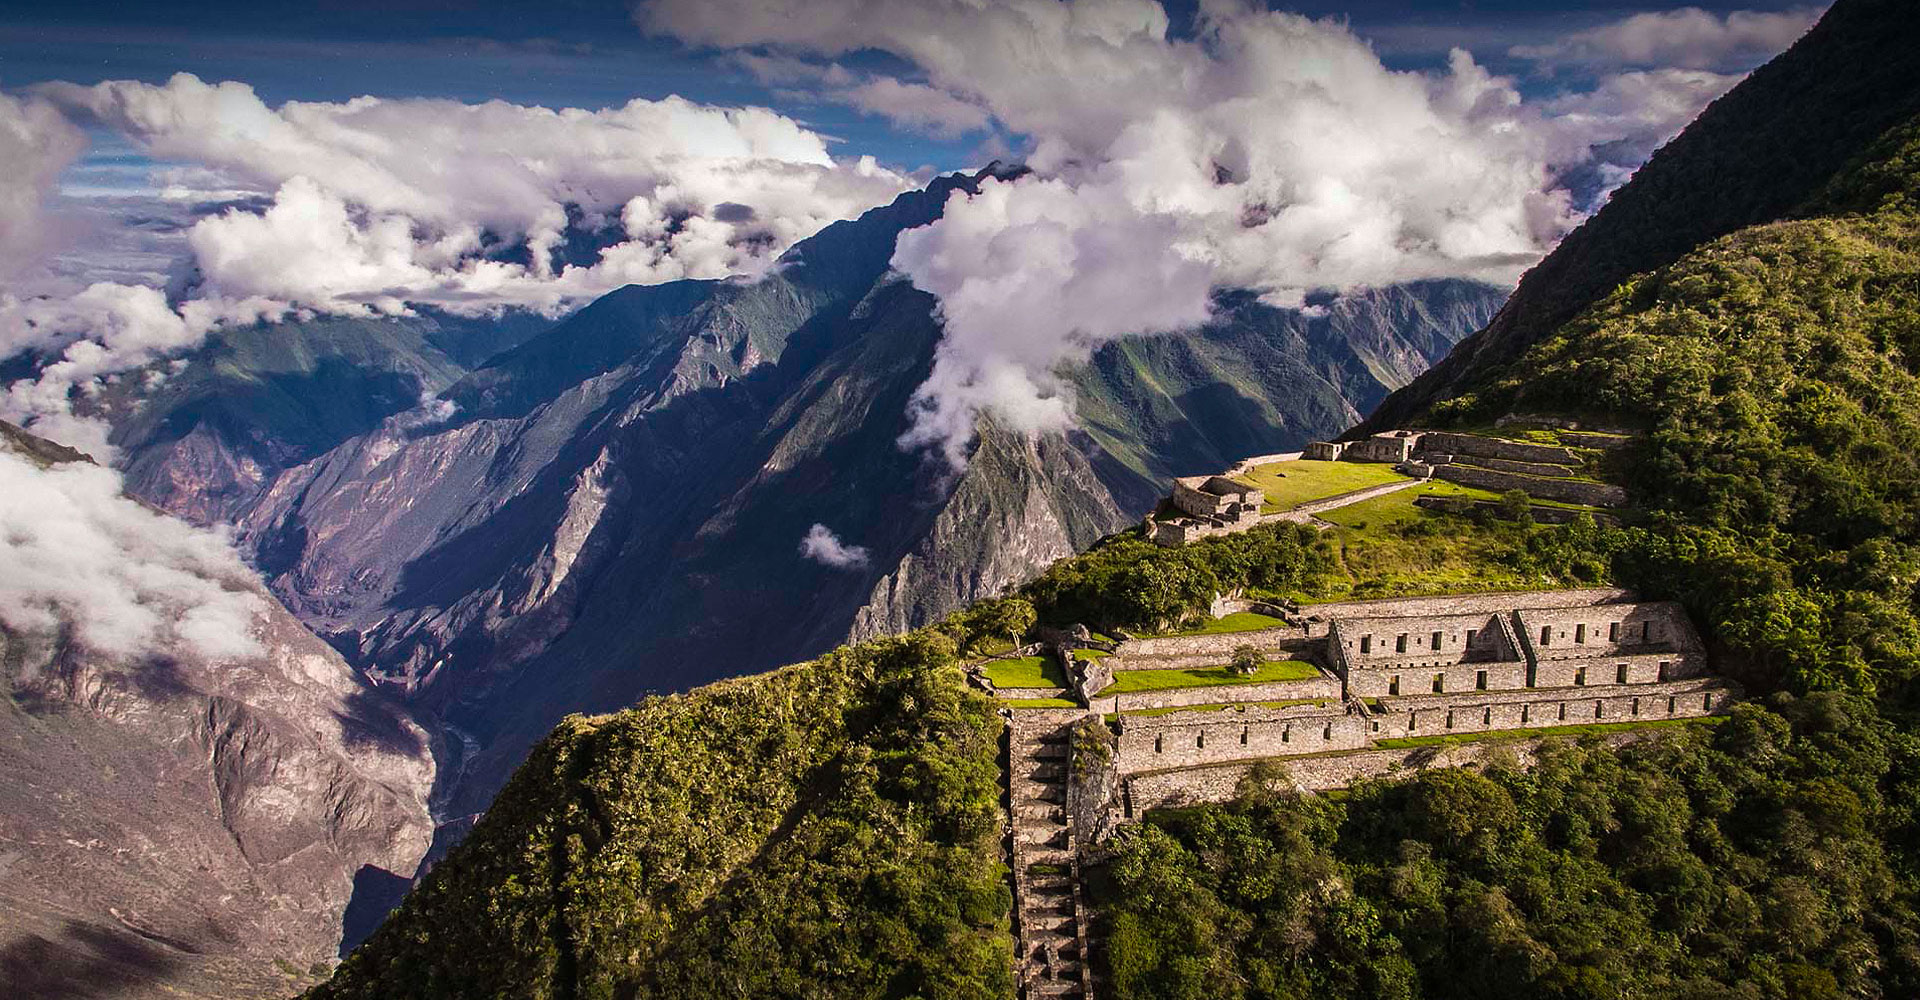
1409, 714, 1418, 731
1632, 697, 1640, 717
1433, 673, 1445, 693
1445, 712, 1454, 730
1432, 630, 1443, 650
1558, 703, 1567, 721
1667, 697, 1677, 714
1609, 621, 1620, 642
1196, 732, 1205, 749
1617, 663, 1629, 684
1476, 670, 1488, 690
1240, 727, 1248, 745
1658, 660, 1670, 681
1595, 700, 1604, 718
1576, 623, 1587, 644
1522, 704, 1531, 723
1396, 633, 1407, 653
1704, 693, 1713, 710
1483, 707, 1492, 725
1361, 635, 1372, 654
1575, 667, 1586, 686
1154, 735, 1163, 753
1282, 727, 1290, 743
1644, 620, 1654, 643
1541, 625, 1552, 647
1467, 628, 1478, 647
1389, 675, 1400, 695
1322, 725, 1332, 741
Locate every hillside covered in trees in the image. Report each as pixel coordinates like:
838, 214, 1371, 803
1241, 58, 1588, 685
307, 2, 1920, 998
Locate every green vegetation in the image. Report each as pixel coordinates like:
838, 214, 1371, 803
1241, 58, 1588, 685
1005, 697, 1082, 709
1096, 660, 1319, 696
981, 655, 1066, 689
307, 629, 1011, 1000
1098, 696, 1920, 1000
1428, 124, 1920, 698
1234, 459, 1411, 513
1168, 611, 1288, 636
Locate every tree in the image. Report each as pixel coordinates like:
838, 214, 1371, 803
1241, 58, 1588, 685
1230, 644, 1262, 676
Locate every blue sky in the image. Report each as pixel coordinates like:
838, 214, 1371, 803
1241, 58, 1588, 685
1, 0, 1822, 177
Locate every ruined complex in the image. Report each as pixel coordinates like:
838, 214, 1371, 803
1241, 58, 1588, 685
990, 587, 1734, 999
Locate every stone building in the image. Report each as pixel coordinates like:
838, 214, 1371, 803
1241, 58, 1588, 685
1148, 475, 1265, 546
1328, 611, 1526, 698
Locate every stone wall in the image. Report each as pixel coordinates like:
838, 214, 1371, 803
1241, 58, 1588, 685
1111, 674, 1341, 713
1112, 626, 1307, 662
1431, 462, 1629, 507
1462, 456, 1579, 477
1347, 660, 1530, 699
1419, 431, 1579, 466
1342, 434, 1419, 463
1115, 702, 1369, 773
1124, 724, 1702, 812
1303, 441, 1345, 461
1364, 678, 1734, 740
1302, 588, 1633, 622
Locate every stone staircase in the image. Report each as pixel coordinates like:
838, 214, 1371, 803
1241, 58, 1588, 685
1009, 711, 1094, 999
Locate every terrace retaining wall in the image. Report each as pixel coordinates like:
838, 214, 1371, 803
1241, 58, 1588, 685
1431, 463, 1628, 507
1110, 674, 1342, 714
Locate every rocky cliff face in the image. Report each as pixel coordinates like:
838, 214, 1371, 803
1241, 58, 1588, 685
98, 171, 1498, 819
0, 422, 434, 1000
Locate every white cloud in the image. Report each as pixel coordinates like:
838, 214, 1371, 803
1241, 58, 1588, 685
0, 443, 265, 660
1511, 6, 1822, 73
31, 73, 913, 316
647, 0, 1586, 463
1, 75, 916, 455
726, 53, 992, 139
0, 92, 89, 282
798, 523, 871, 570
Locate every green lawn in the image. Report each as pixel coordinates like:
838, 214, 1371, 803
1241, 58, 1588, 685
1004, 697, 1082, 709
1073, 648, 1111, 663
982, 655, 1067, 689
1122, 698, 1334, 718
1166, 611, 1287, 636
1095, 659, 1320, 696
1233, 459, 1411, 513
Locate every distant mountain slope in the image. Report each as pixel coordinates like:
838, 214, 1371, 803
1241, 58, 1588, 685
0, 422, 435, 1000
95, 309, 550, 526
1363, 0, 1920, 431
213, 169, 1495, 818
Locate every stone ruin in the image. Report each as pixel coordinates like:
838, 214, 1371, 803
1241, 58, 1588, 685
1082, 589, 1735, 820
1308, 429, 1631, 508
1146, 474, 1265, 546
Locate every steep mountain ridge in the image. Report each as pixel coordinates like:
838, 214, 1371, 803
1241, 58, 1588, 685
215, 171, 1494, 817
1363, 0, 1920, 431
0, 422, 435, 1000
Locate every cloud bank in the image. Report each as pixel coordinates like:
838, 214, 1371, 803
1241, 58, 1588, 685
798, 523, 871, 570
1512, 6, 1821, 73
644, 0, 1815, 465
0, 443, 265, 660
2, 76, 914, 454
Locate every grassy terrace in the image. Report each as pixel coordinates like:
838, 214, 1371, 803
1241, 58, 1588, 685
1232, 459, 1411, 514
981, 655, 1067, 689
1095, 659, 1319, 696
1161, 611, 1287, 636
1005, 697, 1081, 709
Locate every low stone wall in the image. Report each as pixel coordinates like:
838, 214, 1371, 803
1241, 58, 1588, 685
1116, 702, 1367, 773
1112, 626, 1306, 661
1304, 441, 1344, 461
1346, 660, 1529, 699
997, 685, 1070, 699
1342, 435, 1417, 463
1111, 674, 1341, 714
1459, 455, 1578, 477
1530, 651, 1708, 688
1420, 431, 1578, 466
1367, 678, 1735, 740
1302, 588, 1634, 622
1432, 463, 1628, 507
1125, 725, 1695, 812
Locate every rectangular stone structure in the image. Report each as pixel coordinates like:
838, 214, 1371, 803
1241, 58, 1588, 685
1328, 611, 1526, 699
1515, 601, 1705, 688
